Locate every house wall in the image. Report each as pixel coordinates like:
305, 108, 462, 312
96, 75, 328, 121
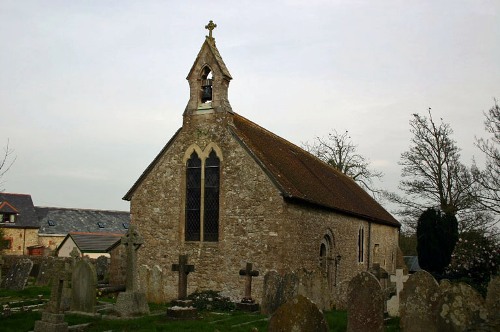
38, 235, 65, 252
2, 228, 39, 255
57, 237, 79, 257
129, 111, 399, 308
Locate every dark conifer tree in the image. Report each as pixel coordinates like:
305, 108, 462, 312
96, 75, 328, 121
417, 208, 458, 274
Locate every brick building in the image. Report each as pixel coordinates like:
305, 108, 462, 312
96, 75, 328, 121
123, 25, 400, 307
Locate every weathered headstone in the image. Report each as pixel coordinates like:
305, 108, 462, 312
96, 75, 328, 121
268, 295, 329, 332
0, 254, 3, 285
485, 276, 500, 328
1, 258, 33, 290
399, 270, 440, 332
347, 272, 384, 332
261, 270, 299, 315
436, 281, 486, 332
387, 268, 409, 316
36, 257, 57, 286
71, 259, 97, 313
167, 254, 197, 319
114, 226, 150, 317
95, 255, 109, 283
34, 260, 69, 332
236, 262, 260, 311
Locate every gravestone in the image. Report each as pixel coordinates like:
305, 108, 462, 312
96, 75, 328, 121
71, 259, 97, 313
347, 272, 384, 332
261, 270, 299, 315
485, 276, 500, 328
399, 270, 440, 332
34, 260, 69, 332
387, 268, 409, 316
1, 258, 33, 290
167, 254, 197, 319
114, 226, 150, 317
436, 281, 486, 332
36, 257, 56, 286
95, 255, 109, 283
236, 262, 260, 312
268, 295, 329, 332
0, 254, 3, 285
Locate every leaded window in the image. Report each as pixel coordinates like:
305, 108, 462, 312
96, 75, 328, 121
204, 150, 220, 241
184, 148, 220, 242
185, 152, 201, 241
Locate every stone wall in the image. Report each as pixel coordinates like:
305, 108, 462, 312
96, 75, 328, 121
128, 110, 399, 308
2, 228, 39, 255
38, 235, 65, 251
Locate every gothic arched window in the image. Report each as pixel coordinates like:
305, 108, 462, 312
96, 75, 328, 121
184, 148, 221, 242
185, 151, 202, 241
203, 150, 220, 241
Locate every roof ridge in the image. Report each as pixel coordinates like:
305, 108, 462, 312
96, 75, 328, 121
35, 206, 129, 213
70, 231, 123, 236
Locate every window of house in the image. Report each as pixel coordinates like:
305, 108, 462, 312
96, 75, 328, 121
358, 226, 365, 263
185, 148, 220, 242
1, 213, 15, 223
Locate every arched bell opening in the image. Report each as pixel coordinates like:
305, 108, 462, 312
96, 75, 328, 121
200, 66, 213, 103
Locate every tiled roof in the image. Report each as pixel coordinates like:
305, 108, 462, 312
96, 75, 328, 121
231, 114, 400, 227
0, 193, 39, 228
36, 207, 130, 235
62, 232, 122, 253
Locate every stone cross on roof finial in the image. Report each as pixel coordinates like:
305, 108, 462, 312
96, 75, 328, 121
205, 20, 217, 39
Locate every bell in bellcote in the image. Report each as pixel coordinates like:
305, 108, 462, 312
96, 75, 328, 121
201, 79, 213, 103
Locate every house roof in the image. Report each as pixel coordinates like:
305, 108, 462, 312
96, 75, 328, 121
59, 232, 122, 253
404, 256, 422, 273
230, 114, 400, 227
0, 193, 39, 228
36, 207, 130, 236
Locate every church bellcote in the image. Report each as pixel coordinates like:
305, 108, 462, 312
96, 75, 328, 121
185, 21, 233, 115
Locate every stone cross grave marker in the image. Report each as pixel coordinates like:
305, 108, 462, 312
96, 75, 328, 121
239, 262, 259, 302
387, 268, 409, 316
121, 225, 143, 292
1, 258, 33, 290
70, 247, 80, 260
172, 254, 194, 300
34, 260, 69, 332
114, 226, 150, 317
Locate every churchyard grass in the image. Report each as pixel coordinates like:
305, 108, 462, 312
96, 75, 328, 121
1, 308, 401, 331
0, 285, 50, 300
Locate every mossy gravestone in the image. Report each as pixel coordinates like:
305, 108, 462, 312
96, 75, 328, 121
1, 258, 33, 290
347, 272, 384, 332
399, 270, 440, 332
71, 259, 97, 313
268, 295, 328, 332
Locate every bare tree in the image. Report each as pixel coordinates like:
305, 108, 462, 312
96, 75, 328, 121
302, 130, 383, 196
385, 109, 476, 230
0, 139, 16, 191
473, 99, 500, 215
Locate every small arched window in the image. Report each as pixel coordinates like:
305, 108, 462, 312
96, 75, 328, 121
358, 226, 365, 263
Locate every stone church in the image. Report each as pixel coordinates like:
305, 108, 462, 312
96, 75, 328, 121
123, 22, 400, 308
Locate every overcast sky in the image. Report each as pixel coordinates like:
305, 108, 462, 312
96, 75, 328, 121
1, 1, 499, 213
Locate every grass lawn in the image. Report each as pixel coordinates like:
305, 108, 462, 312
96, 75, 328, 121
1, 287, 400, 331
1, 309, 400, 331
